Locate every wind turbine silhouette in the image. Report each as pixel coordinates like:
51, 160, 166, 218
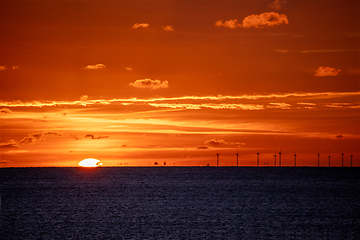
350, 154, 353, 167
294, 151, 297, 167
236, 150, 239, 167
274, 153, 277, 167
256, 151, 260, 167
328, 154, 331, 167
216, 151, 220, 167
317, 153, 320, 167
341, 151, 344, 167
278, 150, 282, 167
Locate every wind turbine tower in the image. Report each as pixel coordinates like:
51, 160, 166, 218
341, 152, 344, 167
279, 151, 282, 167
216, 152, 220, 167
274, 153, 277, 167
256, 152, 260, 167
350, 154, 353, 167
236, 151, 239, 167
317, 153, 320, 167
294, 152, 297, 167
328, 154, 331, 167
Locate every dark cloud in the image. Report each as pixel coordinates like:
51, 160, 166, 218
43, 130, 61, 136
197, 145, 209, 150
204, 139, 245, 148
336, 135, 344, 139
0, 108, 12, 114
85, 134, 109, 139
20, 136, 36, 144
0, 140, 20, 148
0, 160, 12, 164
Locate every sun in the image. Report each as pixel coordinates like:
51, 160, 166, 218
78, 158, 103, 167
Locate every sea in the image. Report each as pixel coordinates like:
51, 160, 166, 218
1, 167, 359, 239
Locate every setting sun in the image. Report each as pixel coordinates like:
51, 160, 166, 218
78, 158, 103, 167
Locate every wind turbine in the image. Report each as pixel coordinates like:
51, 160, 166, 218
236, 150, 239, 167
274, 153, 277, 167
341, 152, 344, 167
294, 151, 297, 167
216, 152, 220, 167
278, 150, 282, 167
317, 153, 320, 167
350, 154, 353, 167
256, 151, 260, 167
328, 154, 331, 167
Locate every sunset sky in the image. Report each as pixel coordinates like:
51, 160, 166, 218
1, 0, 359, 167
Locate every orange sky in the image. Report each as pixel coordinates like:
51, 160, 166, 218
1, 0, 359, 167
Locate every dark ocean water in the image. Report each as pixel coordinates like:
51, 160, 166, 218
1, 167, 359, 239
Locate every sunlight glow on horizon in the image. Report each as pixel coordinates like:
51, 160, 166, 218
78, 158, 103, 167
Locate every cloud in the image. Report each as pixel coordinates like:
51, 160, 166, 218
241, 12, 289, 28
215, 19, 238, 29
80, 95, 89, 101
204, 139, 245, 148
163, 25, 174, 31
82, 64, 106, 70
20, 136, 36, 144
43, 130, 61, 136
216, 12, 288, 29
130, 78, 169, 89
268, 0, 288, 10
302, 49, 360, 53
266, 102, 291, 109
0, 160, 12, 165
0, 66, 6, 71
336, 134, 344, 139
133, 23, 149, 29
124, 67, 133, 71
314, 66, 341, 77
0, 108, 12, 114
0, 140, 20, 148
196, 145, 209, 150
85, 134, 109, 139
30, 132, 43, 139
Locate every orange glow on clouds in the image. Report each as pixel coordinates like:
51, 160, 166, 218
0, 0, 359, 167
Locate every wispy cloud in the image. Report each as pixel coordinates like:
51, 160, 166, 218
0, 140, 20, 148
20, 136, 36, 144
216, 12, 288, 29
266, 102, 292, 110
124, 67, 133, 71
314, 66, 341, 77
1, 92, 359, 108
204, 139, 245, 148
302, 49, 360, 53
133, 23, 149, 29
130, 78, 169, 89
162, 25, 174, 31
0, 66, 6, 71
268, 0, 288, 10
82, 64, 106, 70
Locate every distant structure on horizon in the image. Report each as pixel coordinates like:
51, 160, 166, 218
256, 152, 260, 167
294, 152, 297, 167
216, 152, 220, 167
341, 152, 344, 167
274, 153, 277, 167
279, 151, 282, 167
328, 154, 331, 167
236, 151, 239, 167
350, 154, 353, 167
317, 153, 320, 167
